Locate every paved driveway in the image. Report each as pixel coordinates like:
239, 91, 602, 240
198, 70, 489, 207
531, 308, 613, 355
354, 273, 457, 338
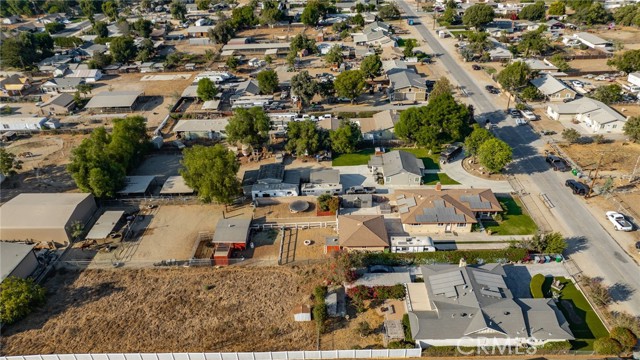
337, 165, 381, 189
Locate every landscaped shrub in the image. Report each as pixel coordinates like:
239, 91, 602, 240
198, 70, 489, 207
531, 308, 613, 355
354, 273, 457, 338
402, 313, 413, 342
422, 346, 460, 356
540, 340, 572, 351
607, 311, 640, 338
593, 337, 623, 355
312, 285, 328, 334
317, 194, 339, 213
388, 341, 415, 349
346, 285, 405, 300
610, 327, 638, 351
0, 277, 46, 325
363, 248, 527, 266
530, 273, 546, 298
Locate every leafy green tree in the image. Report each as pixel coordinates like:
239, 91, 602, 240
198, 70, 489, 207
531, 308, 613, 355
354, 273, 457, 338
291, 70, 319, 106
226, 56, 239, 70
607, 49, 640, 73
77, 83, 93, 97
462, 3, 495, 29
520, 86, 544, 101
89, 52, 113, 69
287, 51, 297, 68
330, 120, 362, 154
102, 0, 118, 21
334, 70, 366, 103
464, 125, 493, 158
610, 327, 638, 351
108, 116, 150, 171
478, 138, 512, 173
517, 27, 549, 56
94, 21, 109, 38
573, 1, 611, 25
624, 116, 640, 142
543, 232, 567, 254
589, 84, 623, 104
197, 78, 218, 101
231, 5, 257, 29
261, 2, 283, 25
497, 61, 531, 91
135, 38, 154, 62
519, 1, 545, 21
2, 0, 34, 16
430, 76, 453, 99
440, 7, 457, 25
256, 69, 279, 94
45, 22, 65, 34
467, 31, 492, 54
613, 4, 640, 26
209, 20, 236, 44
225, 107, 271, 146
109, 36, 137, 63
355, 2, 365, 13
196, 0, 210, 10
548, 1, 566, 15
170, 0, 187, 21
360, 54, 382, 80
140, 0, 151, 11
318, 79, 335, 98
290, 34, 317, 54
0, 277, 46, 325
79, 0, 96, 22
403, 38, 417, 58
133, 18, 153, 38
54, 36, 85, 48
0, 37, 32, 69
549, 54, 570, 72
593, 337, 623, 355
301, 1, 321, 26
378, 3, 400, 20
395, 107, 424, 144
562, 128, 580, 143
352, 13, 365, 26
286, 120, 328, 156
325, 44, 343, 65
265, 55, 273, 64
180, 145, 241, 204
0, 148, 22, 176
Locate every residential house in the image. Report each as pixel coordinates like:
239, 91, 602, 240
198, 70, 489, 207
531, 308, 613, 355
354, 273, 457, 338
301, 169, 342, 196
546, 97, 627, 134
68, 69, 103, 83
250, 163, 300, 199
530, 74, 576, 102
388, 69, 427, 102
173, 118, 229, 140
341, 194, 373, 208
2, 15, 22, 25
566, 32, 613, 51
489, 46, 513, 62
231, 79, 261, 102
0, 116, 59, 131
79, 42, 108, 57
407, 264, 574, 348
628, 72, 640, 87
390, 235, 435, 253
39, 93, 76, 115
0, 74, 30, 96
355, 109, 400, 141
522, 59, 561, 75
53, 64, 70, 78
353, 21, 396, 48
37, 54, 76, 73
394, 187, 503, 234
318, 117, 341, 131
335, 215, 389, 252
40, 77, 85, 94
546, 19, 565, 31
368, 150, 425, 186
187, 25, 214, 38
382, 59, 407, 76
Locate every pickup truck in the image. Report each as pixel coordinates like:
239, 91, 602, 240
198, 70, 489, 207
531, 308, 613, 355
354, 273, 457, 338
606, 211, 633, 231
346, 186, 376, 195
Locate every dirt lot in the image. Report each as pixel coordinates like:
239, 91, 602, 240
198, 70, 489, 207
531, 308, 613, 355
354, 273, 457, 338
593, 26, 640, 49
560, 141, 640, 175
246, 227, 335, 263
568, 58, 613, 73
321, 300, 391, 350
0, 266, 321, 354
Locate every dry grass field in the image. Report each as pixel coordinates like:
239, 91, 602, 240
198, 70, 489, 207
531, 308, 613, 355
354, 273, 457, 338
0, 267, 322, 355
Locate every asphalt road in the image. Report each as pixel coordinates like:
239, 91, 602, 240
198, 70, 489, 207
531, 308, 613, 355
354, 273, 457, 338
397, 0, 640, 314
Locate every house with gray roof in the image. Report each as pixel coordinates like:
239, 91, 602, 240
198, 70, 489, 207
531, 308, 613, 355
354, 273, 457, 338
39, 93, 76, 115
40, 77, 85, 94
568, 32, 613, 51
547, 97, 627, 134
251, 163, 300, 199
353, 21, 396, 48
530, 74, 576, 102
407, 264, 574, 348
369, 150, 424, 186
388, 69, 427, 102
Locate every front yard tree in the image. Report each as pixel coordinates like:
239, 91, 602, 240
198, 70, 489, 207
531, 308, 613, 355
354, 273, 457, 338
478, 138, 512, 173
462, 3, 495, 29
102, 0, 118, 21
170, 0, 187, 21
79, 0, 96, 22
623, 116, 640, 142
291, 70, 319, 106
180, 144, 241, 204
430, 76, 453, 98
518, 1, 545, 21
110, 36, 137, 64
520, 86, 543, 101
517, 27, 549, 56
562, 128, 581, 143
0, 148, 22, 176
301, 1, 321, 26
394, 106, 425, 144
330, 120, 362, 154
378, 3, 400, 20
231, 6, 258, 29
196, 0, 210, 10
608, 49, 640, 73
225, 107, 271, 147
574, 1, 611, 25
257, 69, 279, 94
549, 54, 570, 72
334, 70, 366, 103
133, 18, 153, 38
548, 1, 566, 15
590, 84, 623, 104
497, 61, 531, 107
593, 337, 623, 355
360, 54, 382, 80
286, 119, 328, 156
290, 34, 317, 54
0, 277, 46, 325
325, 45, 343, 66
464, 125, 493, 158
403, 38, 417, 58
93, 21, 108, 38
196, 78, 218, 101
209, 21, 235, 44
226, 56, 239, 70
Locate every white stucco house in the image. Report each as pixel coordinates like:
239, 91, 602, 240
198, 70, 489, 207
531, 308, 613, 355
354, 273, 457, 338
547, 97, 627, 134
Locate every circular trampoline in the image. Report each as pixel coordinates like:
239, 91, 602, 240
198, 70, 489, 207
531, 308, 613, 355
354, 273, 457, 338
289, 200, 310, 213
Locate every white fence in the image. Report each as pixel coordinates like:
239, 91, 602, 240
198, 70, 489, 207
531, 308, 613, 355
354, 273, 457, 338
1, 350, 422, 360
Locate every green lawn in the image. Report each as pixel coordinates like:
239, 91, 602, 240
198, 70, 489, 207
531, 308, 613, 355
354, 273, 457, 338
423, 173, 460, 185
391, 147, 440, 170
553, 277, 609, 350
396, 38, 416, 47
483, 196, 538, 235
331, 149, 375, 166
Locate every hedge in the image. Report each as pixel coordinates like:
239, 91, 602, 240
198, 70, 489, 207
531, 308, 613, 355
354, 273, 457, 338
593, 337, 623, 355
402, 313, 413, 342
540, 340, 572, 351
530, 273, 546, 298
363, 248, 528, 266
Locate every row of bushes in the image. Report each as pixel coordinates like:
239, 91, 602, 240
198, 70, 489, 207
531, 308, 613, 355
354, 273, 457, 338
346, 284, 406, 301
363, 248, 528, 267
312, 286, 328, 334
422, 341, 571, 357
594, 327, 638, 354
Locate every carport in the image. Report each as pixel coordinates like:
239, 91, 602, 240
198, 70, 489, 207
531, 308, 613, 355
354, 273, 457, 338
117, 176, 156, 196
160, 176, 194, 195
85, 210, 125, 239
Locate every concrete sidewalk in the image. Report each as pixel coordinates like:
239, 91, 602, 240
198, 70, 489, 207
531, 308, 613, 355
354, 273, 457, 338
440, 157, 514, 193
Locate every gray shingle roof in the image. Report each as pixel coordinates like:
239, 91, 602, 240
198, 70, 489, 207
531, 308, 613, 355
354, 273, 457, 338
381, 150, 425, 177
388, 69, 426, 90
530, 74, 571, 96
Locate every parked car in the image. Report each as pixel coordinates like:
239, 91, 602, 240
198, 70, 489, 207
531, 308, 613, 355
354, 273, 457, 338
346, 186, 376, 194
545, 155, 570, 171
509, 109, 522, 118
521, 110, 537, 121
485, 85, 499, 94
515, 118, 528, 126
472, 64, 482, 70
635, 241, 640, 253
540, 129, 555, 136
571, 80, 584, 88
440, 142, 463, 164
565, 179, 589, 196
606, 211, 633, 231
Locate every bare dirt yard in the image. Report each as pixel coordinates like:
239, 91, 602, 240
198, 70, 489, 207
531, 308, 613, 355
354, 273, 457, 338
242, 227, 335, 263
560, 141, 640, 175
0, 266, 321, 355
593, 26, 640, 48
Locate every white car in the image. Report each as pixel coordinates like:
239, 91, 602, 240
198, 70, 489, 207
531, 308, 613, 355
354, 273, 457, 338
521, 110, 537, 121
571, 80, 584, 88
606, 211, 633, 231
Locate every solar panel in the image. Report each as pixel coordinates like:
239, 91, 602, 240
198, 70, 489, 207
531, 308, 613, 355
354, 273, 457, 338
405, 197, 417, 207
397, 198, 407, 206
480, 287, 503, 298
469, 201, 492, 209
429, 271, 465, 298
417, 207, 466, 223
460, 195, 481, 203
433, 200, 445, 208
399, 206, 409, 214
473, 270, 507, 289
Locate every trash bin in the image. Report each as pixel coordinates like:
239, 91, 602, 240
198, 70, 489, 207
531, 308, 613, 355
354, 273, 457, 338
571, 169, 578, 176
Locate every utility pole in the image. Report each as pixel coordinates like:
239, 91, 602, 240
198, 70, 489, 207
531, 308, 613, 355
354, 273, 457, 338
587, 153, 605, 198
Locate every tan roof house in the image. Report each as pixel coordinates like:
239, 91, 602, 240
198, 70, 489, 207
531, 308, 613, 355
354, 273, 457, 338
530, 74, 575, 102
355, 110, 400, 141
337, 215, 389, 251
395, 187, 502, 234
